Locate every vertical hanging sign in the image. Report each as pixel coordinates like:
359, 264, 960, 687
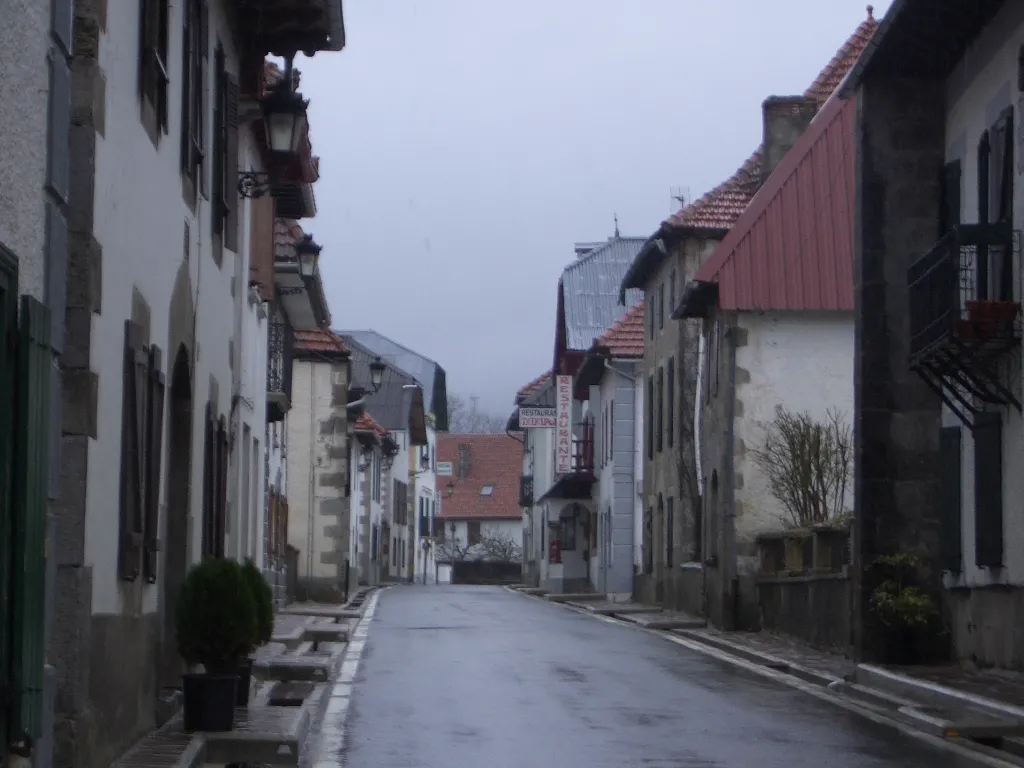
555, 375, 573, 474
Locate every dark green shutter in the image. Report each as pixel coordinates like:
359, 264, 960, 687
939, 426, 962, 572
143, 346, 165, 582
974, 412, 1003, 568
223, 74, 240, 252
0, 250, 18, 759
11, 296, 52, 741
119, 321, 146, 581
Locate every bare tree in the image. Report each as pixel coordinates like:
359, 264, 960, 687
478, 531, 522, 564
434, 536, 475, 563
751, 406, 853, 528
446, 393, 507, 434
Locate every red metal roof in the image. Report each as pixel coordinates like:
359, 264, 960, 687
665, 9, 876, 236
693, 94, 855, 312
294, 329, 349, 356
592, 300, 644, 358
435, 435, 523, 520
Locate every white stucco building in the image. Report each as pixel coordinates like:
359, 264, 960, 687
348, 412, 394, 586
435, 434, 524, 584
285, 328, 351, 600
674, 86, 857, 630
54, 2, 345, 765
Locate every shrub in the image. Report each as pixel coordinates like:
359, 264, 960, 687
242, 558, 274, 649
176, 558, 257, 674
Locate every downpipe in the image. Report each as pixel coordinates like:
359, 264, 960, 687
723, 325, 740, 631
694, 324, 707, 613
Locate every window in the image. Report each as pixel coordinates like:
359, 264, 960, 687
371, 452, 381, 502
394, 480, 408, 525
201, 401, 228, 561
656, 366, 664, 453
643, 507, 653, 574
648, 296, 655, 340
658, 282, 665, 330
985, 107, 1014, 301
119, 321, 166, 581
666, 497, 674, 568
467, 521, 482, 545
609, 400, 614, 464
669, 269, 677, 315
940, 159, 962, 236
211, 45, 240, 253
480, 485, 494, 496
646, 376, 654, 460
138, 0, 170, 136
667, 359, 675, 448
694, 486, 704, 562
974, 412, 1003, 568
711, 319, 720, 397
180, 0, 208, 197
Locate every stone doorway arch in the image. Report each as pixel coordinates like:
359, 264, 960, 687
160, 346, 193, 688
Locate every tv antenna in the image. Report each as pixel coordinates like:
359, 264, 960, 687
670, 186, 690, 214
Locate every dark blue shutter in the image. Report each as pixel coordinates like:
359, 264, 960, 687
46, 55, 70, 204
44, 204, 67, 354
939, 426, 962, 572
974, 412, 1003, 568
51, 0, 74, 56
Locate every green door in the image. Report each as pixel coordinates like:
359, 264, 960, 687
0, 249, 18, 762
11, 296, 51, 748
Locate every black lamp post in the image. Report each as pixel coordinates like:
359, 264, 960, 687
295, 234, 322, 278
237, 67, 311, 199
369, 356, 386, 393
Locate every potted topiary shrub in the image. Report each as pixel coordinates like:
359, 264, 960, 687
238, 559, 274, 706
176, 557, 257, 731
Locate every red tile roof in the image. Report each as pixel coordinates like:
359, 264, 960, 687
692, 94, 856, 312
435, 435, 523, 520
665, 10, 877, 236
354, 412, 388, 439
275, 218, 305, 261
294, 329, 349, 356
592, 300, 644, 358
515, 371, 551, 404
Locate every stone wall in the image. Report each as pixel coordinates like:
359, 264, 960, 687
852, 77, 947, 661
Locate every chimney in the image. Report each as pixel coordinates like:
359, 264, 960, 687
761, 96, 818, 187
458, 443, 471, 479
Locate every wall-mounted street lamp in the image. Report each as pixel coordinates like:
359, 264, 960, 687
296, 234, 321, 277
369, 356, 386, 393
445, 481, 455, 498
238, 67, 311, 199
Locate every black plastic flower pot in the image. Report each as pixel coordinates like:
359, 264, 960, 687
236, 658, 253, 707
182, 672, 237, 732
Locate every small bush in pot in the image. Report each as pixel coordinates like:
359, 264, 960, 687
176, 557, 257, 731
237, 559, 275, 706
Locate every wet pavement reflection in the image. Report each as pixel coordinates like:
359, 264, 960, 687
341, 585, 974, 768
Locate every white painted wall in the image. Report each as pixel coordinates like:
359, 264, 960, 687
286, 360, 348, 581
0, 0, 47, 300
83, 1, 256, 614
413, 425, 437, 583
943, 4, 1024, 588
526, 426, 554, 584
442, 519, 522, 561
633, 375, 645, 569
733, 312, 854, 551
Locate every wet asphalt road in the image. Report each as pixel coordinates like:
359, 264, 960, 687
341, 585, 973, 768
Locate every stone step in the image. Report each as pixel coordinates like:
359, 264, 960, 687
600, 603, 662, 616
203, 703, 311, 766
110, 725, 203, 768
267, 681, 316, 707
271, 626, 305, 649
281, 603, 362, 619
254, 655, 333, 683
518, 587, 546, 595
543, 592, 602, 603
623, 612, 706, 630
303, 623, 350, 643
894, 704, 1024, 740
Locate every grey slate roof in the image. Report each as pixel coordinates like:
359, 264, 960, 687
560, 237, 646, 351
341, 334, 419, 432
335, 329, 449, 430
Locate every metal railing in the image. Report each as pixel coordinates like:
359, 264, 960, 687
267, 316, 294, 399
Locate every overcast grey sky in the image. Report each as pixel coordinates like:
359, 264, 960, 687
297, 0, 893, 418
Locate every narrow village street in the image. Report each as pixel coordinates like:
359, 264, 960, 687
333, 586, 972, 768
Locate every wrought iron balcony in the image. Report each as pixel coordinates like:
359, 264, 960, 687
570, 420, 595, 475
907, 222, 1021, 427
267, 315, 294, 423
